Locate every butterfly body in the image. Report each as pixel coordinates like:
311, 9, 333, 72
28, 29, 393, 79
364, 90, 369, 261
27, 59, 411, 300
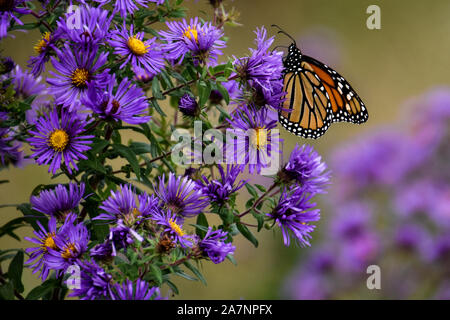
279, 43, 368, 139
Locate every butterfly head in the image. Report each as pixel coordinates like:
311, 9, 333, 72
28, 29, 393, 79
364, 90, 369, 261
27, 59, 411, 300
283, 43, 302, 72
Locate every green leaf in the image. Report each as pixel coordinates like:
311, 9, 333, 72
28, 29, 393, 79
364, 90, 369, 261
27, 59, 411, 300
8, 251, 24, 293
113, 144, 141, 180
26, 279, 59, 300
236, 223, 259, 247
197, 80, 211, 107
165, 279, 179, 295
183, 261, 207, 286
254, 184, 267, 193
195, 213, 209, 238
216, 83, 230, 104
245, 184, 258, 198
89, 139, 110, 155
150, 264, 163, 285
0, 217, 27, 240
0, 281, 14, 300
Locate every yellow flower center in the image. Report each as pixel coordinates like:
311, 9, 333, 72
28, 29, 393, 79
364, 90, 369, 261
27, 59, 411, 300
169, 218, 185, 237
34, 32, 51, 54
250, 127, 268, 149
183, 26, 199, 42
48, 129, 69, 152
127, 36, 148, 56
41, 232, 57, 252
71, 68, 90, 88
132, 208, 140, 217
61, 243, 77, 260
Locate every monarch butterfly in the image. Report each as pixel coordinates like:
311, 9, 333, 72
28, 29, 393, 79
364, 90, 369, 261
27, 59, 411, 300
273, 25, 369, 139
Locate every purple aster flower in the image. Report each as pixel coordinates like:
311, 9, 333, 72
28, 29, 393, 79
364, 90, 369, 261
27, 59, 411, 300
27, 110, 94, 174
155, 172, 209, 218
45, 217, 90, 271
331, 128, 425, 195
56, 5, 112, 49
28, 31, 60, 76
198, 227, 235, 264
278, 144, 330, 194
8, 65, 47, 99
95, 184, 158, 223
27, 108, 94, 174
30, 183, 85, 220
0, 112, 24, 167
285, 270, 330, 300
108, 219, 143, 256
133, 65, 154, 83
151, 209, 193, 248
24, 213, 77, 280
110, 279, 162, 300
330, 202, 373, 241
160, 17, 225, 64
248, 78, 286, 119
393, 179, 438, 218
226, 105, 282, 174
109, 24, 164, 76
24, 216, 60, 280
93, 0, 149, 18
427, 235, 450, 263
0, 56, 14, 74
196, 165, 246, 204
90, 241, 113, 261
328, 202, 379, 272
68, 260, 112, 300
82, 74, 150, 124
394, 224, 428, 252
47, 44, 109, 109
267, 186, 320, 247
178, 93, 199, 117
0, 0, 30, 39
234, 26, 283, 94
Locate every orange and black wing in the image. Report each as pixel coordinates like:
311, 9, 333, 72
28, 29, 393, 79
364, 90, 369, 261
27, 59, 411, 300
279, 61, 333, 139
302, 55, 368, 125
279, 54, 368, 139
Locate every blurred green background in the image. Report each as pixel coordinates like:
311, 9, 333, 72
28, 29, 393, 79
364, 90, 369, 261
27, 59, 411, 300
1, 0, 450, 299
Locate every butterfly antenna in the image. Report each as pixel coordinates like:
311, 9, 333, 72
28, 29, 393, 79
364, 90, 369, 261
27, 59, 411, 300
271, 24, 296, 45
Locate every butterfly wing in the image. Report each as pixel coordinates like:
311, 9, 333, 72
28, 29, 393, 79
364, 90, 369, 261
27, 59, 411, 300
279, 52, 368, 139
302, 55, 369, 125
279, 62, 333, 139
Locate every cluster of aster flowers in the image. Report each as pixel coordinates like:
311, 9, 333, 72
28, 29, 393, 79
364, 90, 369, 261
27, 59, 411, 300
0, 0, 332, 300
285, 88, 450, 299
